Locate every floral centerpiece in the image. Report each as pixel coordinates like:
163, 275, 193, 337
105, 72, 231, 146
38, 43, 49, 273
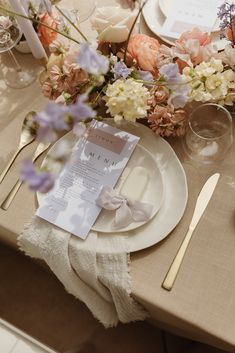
0, 0, 235, 192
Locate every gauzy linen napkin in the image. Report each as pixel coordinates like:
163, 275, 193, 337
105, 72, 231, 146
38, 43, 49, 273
18, 216, 148, 327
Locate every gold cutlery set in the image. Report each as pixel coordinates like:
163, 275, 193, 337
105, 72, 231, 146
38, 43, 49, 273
0, 112, 50, 210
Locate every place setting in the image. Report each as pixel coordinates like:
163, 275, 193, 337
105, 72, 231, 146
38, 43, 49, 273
0, 0, 234, 332
142, 0, 230, 50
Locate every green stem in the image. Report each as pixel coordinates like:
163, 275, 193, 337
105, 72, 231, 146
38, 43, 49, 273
55, 5, 89, 43
0, 6, 81, 45
124, 0, 148, 63
135, 79, 193, 86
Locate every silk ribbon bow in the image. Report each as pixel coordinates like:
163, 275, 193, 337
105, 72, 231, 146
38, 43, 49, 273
96, 186, 154, 229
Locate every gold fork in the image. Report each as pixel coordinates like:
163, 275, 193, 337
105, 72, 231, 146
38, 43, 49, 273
1, 142, 50, 210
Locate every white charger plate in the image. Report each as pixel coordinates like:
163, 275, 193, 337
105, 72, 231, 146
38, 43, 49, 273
142, 0, 229, 51
158, 0, 220, 32
38, 120, 188, 252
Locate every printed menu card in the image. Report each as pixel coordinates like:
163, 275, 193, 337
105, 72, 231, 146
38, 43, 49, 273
36, 120, 140, 239
160, 0, 223, 39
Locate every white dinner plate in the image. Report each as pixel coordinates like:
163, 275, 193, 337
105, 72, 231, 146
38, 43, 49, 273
142, 0, 229, 51
38, 120, 188, 252
158, 0, 220, 32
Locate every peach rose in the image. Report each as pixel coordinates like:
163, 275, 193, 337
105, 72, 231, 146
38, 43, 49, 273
37, 12, 58, 47
177, 27, 211, 46
127, 34, 160, 76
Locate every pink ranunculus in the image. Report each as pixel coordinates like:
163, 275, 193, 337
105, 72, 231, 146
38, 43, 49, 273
177, 27, 211, 46
127, 34, 160, 77
173, 28, 214, 69
37, 12, 58, 47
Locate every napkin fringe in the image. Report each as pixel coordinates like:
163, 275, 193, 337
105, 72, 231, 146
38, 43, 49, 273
18, 216, 148, 327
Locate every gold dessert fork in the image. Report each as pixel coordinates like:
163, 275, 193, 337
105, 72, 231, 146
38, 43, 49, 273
1, 142, 50, 210
0, 112, 38, 184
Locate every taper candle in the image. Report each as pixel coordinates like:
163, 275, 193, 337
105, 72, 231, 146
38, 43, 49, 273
8, 0, 47, 60
20, 0, 28, 12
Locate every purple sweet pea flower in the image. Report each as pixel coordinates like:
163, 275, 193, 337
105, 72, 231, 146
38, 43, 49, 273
168, 84, 189, 108
34, 102, 70, 142
69, 94, 96, 121
111, 61, 132, 79
159, 63, 182, 84
20, 160, 55, 193
138, 70, 153, 82
77, 43, 109, 75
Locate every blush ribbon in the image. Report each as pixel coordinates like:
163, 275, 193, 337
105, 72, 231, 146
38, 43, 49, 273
96, 186, 154, 229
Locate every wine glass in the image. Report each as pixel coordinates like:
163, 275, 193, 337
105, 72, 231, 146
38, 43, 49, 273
0, 17, 36, 89
58, 0, 96, 23
183, 103, 233, 164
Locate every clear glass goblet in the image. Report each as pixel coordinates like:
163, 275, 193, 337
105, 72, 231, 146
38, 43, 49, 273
183, 103, 233, 164
58, 0, 96, 24
0, 18, 36, 89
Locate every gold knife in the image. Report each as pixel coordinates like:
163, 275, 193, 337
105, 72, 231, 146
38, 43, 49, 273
162, 173, 220, 291
1, 143, 50, 211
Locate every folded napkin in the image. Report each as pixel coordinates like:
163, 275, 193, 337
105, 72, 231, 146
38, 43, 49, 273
18, 216, 148, 327
96, 187, 154, 229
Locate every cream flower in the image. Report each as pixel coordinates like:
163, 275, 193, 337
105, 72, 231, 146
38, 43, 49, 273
183, 58, 235, 105
205, 72, 224, 91
218, 45, 235, 70
104, 78, 150, 122
91, 6, 137, 43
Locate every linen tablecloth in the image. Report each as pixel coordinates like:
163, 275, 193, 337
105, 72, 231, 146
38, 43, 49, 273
0, 1, 235, 351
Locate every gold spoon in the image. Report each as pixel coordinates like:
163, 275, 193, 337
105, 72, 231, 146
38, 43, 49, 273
1, 142, 50, 210
0, 111, 38, 184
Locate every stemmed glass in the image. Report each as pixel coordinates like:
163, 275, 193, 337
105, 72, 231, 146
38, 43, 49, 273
58, 0, 96, 24
0, 17, 36, 88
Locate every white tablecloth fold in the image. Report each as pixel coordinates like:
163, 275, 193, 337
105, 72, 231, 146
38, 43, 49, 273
18, 216, 148, 327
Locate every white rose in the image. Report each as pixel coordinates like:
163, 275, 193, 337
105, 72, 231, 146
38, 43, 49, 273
91, 6, 137, 43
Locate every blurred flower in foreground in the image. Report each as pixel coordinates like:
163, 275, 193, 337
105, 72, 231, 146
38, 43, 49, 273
34, 102, 70, 142
20, 160, 55, 193
70, 94, 96, 121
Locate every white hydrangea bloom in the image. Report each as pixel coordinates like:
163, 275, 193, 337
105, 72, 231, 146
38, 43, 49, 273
104, 78, 150, 122
183, 58, 235, 105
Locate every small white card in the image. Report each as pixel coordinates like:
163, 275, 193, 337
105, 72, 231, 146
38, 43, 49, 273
36, 120, 140, 239
160, 0, 223, 39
